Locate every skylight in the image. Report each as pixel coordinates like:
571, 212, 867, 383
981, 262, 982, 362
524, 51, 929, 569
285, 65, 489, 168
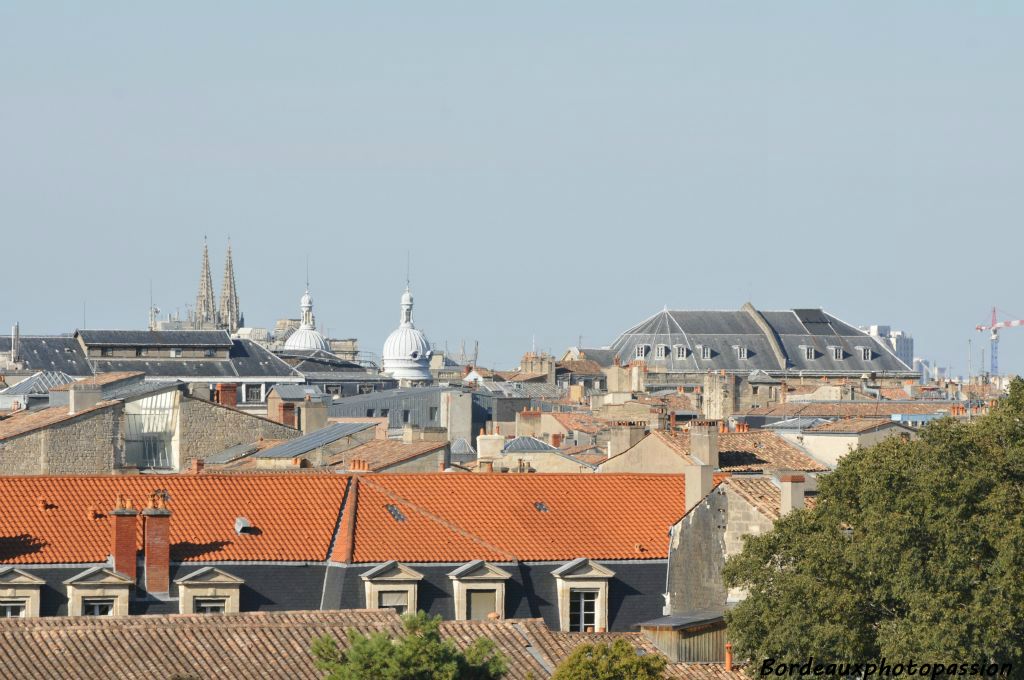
534, 501, 549, 512
385, 504, 406, 522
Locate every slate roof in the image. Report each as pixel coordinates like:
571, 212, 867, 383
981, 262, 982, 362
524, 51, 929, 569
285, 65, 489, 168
0, 371, 74, 396
741, 401, 958, 418
255, 422, 377, 459
0, 336, 92, 376
503, 436, 558, 453
337, 474, 685, 563
608, 306, 915, 375
0, 475, 349, 564
76, 330, 233, 348
269, 384, 328, 401
0, 610, 745, 680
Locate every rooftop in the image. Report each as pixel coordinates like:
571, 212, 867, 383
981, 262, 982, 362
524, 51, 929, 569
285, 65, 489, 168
327, 438, 448, 471
805, 417, 911, 434
722, 475, 816, 521
631, 430, 829, 473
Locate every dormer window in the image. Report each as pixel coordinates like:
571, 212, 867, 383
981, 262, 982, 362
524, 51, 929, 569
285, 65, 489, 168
170, 348, 183, 358
700, 346, 712, 360
804, 347, 816, 360
655, 345, 668, 360
675, 345, 689, 360
634, 345, 650, 360
861, 347, 872, 361
735, 346, 748, 360
831, 347, 843, 360
135, 348, 148, 357
100, 348, 114, 357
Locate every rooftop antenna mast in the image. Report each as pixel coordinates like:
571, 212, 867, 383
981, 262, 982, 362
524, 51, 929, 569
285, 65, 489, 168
406, 251, 411, 288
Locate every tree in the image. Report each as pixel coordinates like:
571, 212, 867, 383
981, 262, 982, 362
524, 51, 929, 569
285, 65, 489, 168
311, 611, 507, 680
723, 378, 1024, 668
551, 639, 666, 680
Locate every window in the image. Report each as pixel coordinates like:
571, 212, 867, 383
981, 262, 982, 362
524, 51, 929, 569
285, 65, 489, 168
675, 345, 689, 360
402, 410, 411, 424
751, 386, 759, 396
135, 348, 148, 357
194, 598, 227, 614
700, 346, 712, 360
467, 589, 498, 621
736, 347, 748, 360
654, 345, 668, 360
429, 407, 438, 421
245, 385, 262, 403
82, 598, 115, 616
0, 601, 25, 618
634, 345, 649, 360
832, 347, 843, 360
170, 348, 183, 358
203, 348, 216, 358
568, 589, 598, 632
861, 347, 872, 361
100, 348, 114, 357
380, 409, 389, 418
804, 347, 815, 360
366, 409, 375, 418
378, 590, 409, 614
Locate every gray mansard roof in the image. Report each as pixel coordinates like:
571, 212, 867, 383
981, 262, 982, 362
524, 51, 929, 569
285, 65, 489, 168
608, 305, 914, 376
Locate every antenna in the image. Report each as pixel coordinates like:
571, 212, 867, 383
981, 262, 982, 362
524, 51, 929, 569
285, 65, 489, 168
305, 255, 310, 290
82, 301, 86, 330
406, 251, 411, 288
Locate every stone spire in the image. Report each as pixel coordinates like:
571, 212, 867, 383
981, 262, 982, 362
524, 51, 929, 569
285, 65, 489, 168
194, 238, 218, 328
219, 239, 241, 333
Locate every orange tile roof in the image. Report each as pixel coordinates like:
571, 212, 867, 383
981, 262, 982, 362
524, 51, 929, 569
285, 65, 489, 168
722, 476, 814, 520
555, 360, 604, 375
0, 475, 349, 564
643, 430, 829, 473
339, 474, 685, 563
47, 371, 145, 391
329, 439, 447, 471
0, 400, 120, 441
547, 412, 604, 434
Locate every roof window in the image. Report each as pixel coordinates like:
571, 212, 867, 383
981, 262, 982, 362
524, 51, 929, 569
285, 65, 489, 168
533, 501, 549, 513
385, 505, 407, 522
655, 345, 668, 360
675, 345, 689, 359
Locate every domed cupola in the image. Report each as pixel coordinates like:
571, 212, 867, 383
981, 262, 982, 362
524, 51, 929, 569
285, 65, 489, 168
283, 288, 331, 352
382, 286, 433, 386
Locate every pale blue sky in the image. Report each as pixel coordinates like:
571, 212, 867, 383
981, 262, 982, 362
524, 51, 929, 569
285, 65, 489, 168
2, 3, 1022, 373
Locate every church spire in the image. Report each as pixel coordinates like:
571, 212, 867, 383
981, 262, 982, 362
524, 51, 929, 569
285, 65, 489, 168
194, 238, 218, 328
219, 239, 241, 333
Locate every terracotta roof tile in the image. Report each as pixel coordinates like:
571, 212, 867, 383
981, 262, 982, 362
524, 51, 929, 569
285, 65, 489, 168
47, 371, 145, 391
648, 430, 829, 473
548, 412, 604, 434
722, 476, 814, 521
0, 475, 348, 564
805, 417, 907, 434
555, 359, 604, 375
742, 401, 958, 418
0, 610, 742, 680
329, 439, 447, 471
0, 401, 120, 441
342, 474, 685, 563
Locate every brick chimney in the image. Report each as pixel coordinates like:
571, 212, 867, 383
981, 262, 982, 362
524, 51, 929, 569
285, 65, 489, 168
142, 490, 171, 595
215, 383, 238, 408
479, 460, 494, 473
778, 473, 805, 516
551, 432, 563, 448
110, 495, 137, 582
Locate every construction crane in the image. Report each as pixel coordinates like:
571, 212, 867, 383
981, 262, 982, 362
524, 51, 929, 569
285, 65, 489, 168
975, 307, 1024, 377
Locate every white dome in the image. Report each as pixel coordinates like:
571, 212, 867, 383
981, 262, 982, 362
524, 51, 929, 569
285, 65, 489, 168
284, 327, 331, 352
382, 286, 433, 384
300, 291, 313, 307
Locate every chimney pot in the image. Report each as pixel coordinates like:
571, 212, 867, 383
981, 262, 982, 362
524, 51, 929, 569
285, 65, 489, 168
725, 643, 733, 672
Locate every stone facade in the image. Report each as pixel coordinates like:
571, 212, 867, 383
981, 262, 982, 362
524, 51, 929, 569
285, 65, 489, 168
0, 405, 123, 475
177, 396, 299, 469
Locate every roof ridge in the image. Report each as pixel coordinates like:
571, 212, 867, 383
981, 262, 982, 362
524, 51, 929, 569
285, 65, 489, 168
357, 477, 518, 562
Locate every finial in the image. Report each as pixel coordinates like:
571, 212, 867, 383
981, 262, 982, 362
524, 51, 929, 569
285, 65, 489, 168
406, 251, 411, 289
305, 255, 310, 291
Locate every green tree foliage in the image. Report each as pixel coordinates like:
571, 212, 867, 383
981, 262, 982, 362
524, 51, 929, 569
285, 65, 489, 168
723, 378, 1024, 667
311, 611, 507, 680
551, 639, 667, 680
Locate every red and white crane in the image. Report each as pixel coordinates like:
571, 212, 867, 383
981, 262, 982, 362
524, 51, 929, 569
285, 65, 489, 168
976, 307, 1024, 376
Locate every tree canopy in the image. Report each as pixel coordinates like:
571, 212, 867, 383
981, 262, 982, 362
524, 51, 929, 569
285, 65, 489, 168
723, 378, 1024, 667
551, 639, 666, 680
311, 611, 507, 680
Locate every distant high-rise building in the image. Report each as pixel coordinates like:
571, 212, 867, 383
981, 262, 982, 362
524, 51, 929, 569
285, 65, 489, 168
862, 325, 914, 368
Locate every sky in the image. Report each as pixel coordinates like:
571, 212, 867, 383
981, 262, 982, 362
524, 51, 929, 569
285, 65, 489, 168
1, 3, 1022, 374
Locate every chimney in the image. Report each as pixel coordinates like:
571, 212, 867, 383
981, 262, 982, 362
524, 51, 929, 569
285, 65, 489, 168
110, 496, 137, 582
69, 383, 102, 415
10, 322, 19, 363
402, 423, 417, 443
479, 460, 494, 473
669, 412, 677, 431
476, 432, 505, 462
778, 473, 805, 516
301, 394, 328, 434
725, 643, 733, 672
690, 420, 719, 468
551, 432, 563, 448
190, 458, 204, 475
142, 491, 171, 595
